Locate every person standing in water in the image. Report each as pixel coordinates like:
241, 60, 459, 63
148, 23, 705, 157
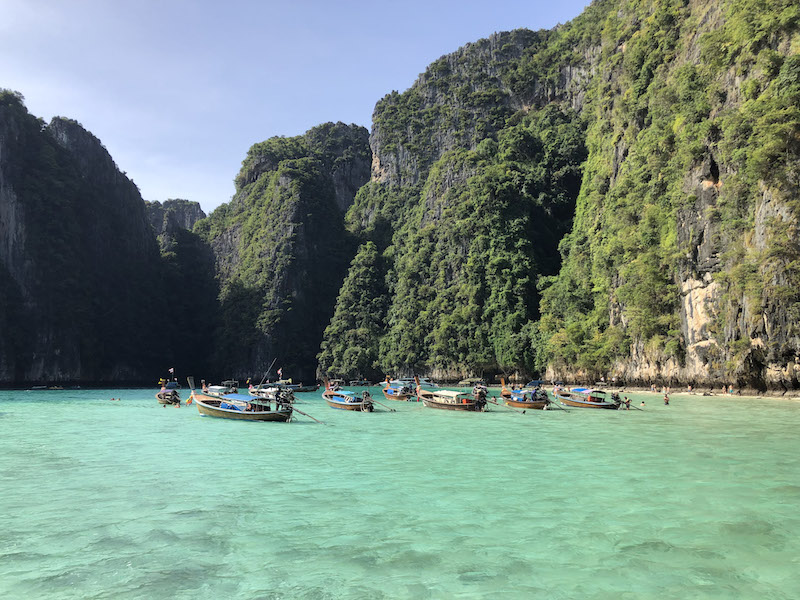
664, 394, 669, 405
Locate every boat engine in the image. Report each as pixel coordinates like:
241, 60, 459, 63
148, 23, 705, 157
473, 388, 488, 411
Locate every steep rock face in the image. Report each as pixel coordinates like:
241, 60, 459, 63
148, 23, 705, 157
144, 199, 218, 377
0, 92, 173, 383
541, 0, 800, 391
369, 23, 603, 189
195, 123, 370, 382
330, 7, 610, 380
146, 199, 206, 242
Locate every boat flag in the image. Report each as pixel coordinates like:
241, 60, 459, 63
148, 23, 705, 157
168, 367, 174, 373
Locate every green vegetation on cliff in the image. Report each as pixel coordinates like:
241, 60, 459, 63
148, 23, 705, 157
0, 90, 177, 381
322, 0, 800, 387
194, 123, 370, 381
540, 0, 800, 384
378, 106, 586, 376
317, 241, 388, 380
5, 0, 799, 388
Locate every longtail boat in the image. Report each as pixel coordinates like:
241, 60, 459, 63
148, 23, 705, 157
323, 379, 374, 411
293, 383, 320, 392
156, 379, 181, 406
457, 377, 485, 387
522, 379, 545, 389
416, 377, 487, 411
187, 377, 293, 421
382, 377, 415, 401
191, 391, 293, 421
553, 386, 620, 409
506, 388, 550, 410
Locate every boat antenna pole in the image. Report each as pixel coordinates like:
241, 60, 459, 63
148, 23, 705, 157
259, 357, 278, 387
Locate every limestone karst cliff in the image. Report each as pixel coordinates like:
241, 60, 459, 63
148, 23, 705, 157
2, 0, 798, 391
194, 122, 371, 383
539, 0, 800, 391
324, 0, 800, 391
146, 198, 206, 244
0, 91, 222, 383
0, 91, 173, 382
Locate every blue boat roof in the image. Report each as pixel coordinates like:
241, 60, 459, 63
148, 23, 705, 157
223, 393, 256, 401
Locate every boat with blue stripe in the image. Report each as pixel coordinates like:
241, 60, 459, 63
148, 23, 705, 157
554, 386, 620, 409
322, 380, 374, 411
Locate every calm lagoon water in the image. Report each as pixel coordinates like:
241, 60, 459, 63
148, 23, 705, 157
1, 387, 799, 599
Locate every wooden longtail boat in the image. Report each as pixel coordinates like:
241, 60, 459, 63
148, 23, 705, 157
416, 377, 487, 411
156, 389, 181, 405
506, 388, 550, 410
293, 383, 320, 392
156, 380, 181, 406
323, 379, 374, 411
191, 391, 293, 421
553, 386, 620, 409
382, 377, 415, 401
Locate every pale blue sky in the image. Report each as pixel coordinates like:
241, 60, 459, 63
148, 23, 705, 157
1, 0, 592, 213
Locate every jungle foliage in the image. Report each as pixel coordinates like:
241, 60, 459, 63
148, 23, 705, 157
6, 0, 799, 385
194, 123, 370, 381
540, 0, 800, 379
321, 0, 800, 382
0, 91, 181, 381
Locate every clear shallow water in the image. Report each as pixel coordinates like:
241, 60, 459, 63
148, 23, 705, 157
1, 387, 799, 599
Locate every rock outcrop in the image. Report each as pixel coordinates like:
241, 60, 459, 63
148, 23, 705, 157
0, 92, 173, 383
146, 199, 206, 244
195, 122, 370, 382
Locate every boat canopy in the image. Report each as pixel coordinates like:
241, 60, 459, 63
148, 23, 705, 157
432, 390, 467, 398
208, 385, 234, 395
222, 393, 256, 402
572, 388, 606, 395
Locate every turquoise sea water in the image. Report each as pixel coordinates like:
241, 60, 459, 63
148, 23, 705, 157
1, 387, 799, 599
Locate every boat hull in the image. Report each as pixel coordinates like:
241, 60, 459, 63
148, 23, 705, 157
382, 389, 414, 401
156, 392, 180, 405
294, 384, 319, 392
194, 396, 291, 421
325, 398, 371, 411
506, 399, 548, 410
556, 395, 618, 409
421, 398, 481, 411
323, 390, 373, 411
